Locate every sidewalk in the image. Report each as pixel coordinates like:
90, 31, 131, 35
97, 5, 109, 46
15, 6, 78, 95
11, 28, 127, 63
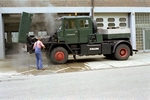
0, 52, 150, 78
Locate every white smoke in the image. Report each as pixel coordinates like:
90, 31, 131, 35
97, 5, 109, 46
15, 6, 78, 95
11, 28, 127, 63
12, 0, 59, 36
43, 13, 58, 35
31, 13, 59, 36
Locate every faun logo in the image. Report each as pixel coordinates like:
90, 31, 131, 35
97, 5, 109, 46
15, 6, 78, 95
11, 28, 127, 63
89, 48, 99, 50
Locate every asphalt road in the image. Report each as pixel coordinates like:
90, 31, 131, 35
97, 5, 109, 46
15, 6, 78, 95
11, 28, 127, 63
0, 65, 150, 100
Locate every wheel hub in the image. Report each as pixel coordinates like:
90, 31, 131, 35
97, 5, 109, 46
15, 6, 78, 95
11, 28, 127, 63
55, 51, 65, 61
120, 48, 127, 57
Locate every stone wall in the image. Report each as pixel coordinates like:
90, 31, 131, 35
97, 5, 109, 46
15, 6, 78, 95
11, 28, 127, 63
0, 0, 150, 7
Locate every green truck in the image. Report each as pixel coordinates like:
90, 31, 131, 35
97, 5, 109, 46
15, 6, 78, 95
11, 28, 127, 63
19, 12, 134, 64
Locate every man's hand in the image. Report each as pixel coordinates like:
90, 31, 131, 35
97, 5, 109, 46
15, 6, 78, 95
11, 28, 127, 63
42, 45, 46, 49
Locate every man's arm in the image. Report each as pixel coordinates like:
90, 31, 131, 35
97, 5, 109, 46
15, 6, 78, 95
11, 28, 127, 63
33, 42, 36, 49
40, 42, 45, 48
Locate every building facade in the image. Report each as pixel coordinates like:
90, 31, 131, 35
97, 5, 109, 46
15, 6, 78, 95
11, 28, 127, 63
0, 0, 150, 59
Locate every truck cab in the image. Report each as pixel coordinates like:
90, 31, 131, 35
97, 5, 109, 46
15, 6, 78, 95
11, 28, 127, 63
57, 16, 93, 44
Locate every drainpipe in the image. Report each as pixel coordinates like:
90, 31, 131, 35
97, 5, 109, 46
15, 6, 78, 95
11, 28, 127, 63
91, 0, 94, 19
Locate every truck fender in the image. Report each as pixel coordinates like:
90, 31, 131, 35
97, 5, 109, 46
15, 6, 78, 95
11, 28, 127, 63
48, 42, 76, 56
112, 40, 133, 56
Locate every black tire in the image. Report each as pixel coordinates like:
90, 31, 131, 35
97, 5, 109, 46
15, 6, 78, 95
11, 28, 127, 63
92, 20, 98, 33
114, 44, 130, 60
50, 47, 68, 64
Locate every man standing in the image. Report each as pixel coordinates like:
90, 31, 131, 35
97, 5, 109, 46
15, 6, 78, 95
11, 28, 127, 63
33, 37, 45, 70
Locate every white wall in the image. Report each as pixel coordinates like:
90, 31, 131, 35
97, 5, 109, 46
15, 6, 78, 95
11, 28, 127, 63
0, 13, 5, 59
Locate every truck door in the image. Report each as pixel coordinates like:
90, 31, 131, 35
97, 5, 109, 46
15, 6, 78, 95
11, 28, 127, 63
18, 12, 33, 43
63, 19, 78, 43
78, 19, 92, 43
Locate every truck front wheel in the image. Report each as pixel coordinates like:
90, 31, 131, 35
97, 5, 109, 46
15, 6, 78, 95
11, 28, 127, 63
50, 47, 68, 64
114, 44, 130, 60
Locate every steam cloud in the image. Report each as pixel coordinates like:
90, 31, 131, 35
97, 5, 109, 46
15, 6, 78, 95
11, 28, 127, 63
10, 0, 58, 71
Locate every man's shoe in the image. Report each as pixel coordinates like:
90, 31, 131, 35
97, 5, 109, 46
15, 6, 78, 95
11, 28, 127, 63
41, 68, 45, 70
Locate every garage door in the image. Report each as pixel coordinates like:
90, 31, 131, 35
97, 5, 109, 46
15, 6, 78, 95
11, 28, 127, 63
94, 13, 129, 29
18, 12, 33, 43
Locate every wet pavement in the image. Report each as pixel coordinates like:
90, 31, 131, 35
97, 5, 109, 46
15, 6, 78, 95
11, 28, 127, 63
0, 52, 150, 78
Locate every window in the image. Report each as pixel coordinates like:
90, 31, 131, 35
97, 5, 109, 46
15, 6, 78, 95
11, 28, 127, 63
97, 23, 104, 27
29, 32, 34, 35
11, 32, 18, 43
5, 32, 7, 42
65, 19, 76, 29
96, 18, 103, 22
79, 19, 89, 28
108, 18, 115, 22
119, 18, 127, 27
119, 18, 126, 22
108, 18, 115, 27
108, 23, 115, 27
38, 31, 47, 36
119, 23, 126, 27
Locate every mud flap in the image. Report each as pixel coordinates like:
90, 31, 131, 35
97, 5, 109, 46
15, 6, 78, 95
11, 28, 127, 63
18, 12, 33, 43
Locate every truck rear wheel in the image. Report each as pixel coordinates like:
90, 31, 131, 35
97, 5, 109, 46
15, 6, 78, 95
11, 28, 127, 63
114, 44, 130, 60
50, 47, 68, 64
